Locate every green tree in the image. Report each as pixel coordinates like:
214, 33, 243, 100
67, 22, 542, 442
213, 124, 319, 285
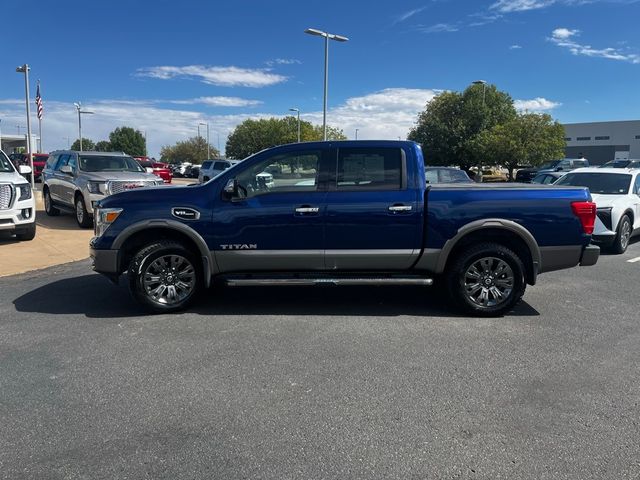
159, 136, 219, 164
474, 113, 566, 180
94, 140, 112, 152
225, 117, 347, 159
108, 127, 146, 156
408, 83, 517, 170
71, 138, 95, 151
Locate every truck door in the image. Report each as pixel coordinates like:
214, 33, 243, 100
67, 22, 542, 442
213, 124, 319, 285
211, 147, 330, 272
324, 146, 423, 270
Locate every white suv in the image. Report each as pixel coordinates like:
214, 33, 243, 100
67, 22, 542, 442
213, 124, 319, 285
198, 159, 238, 183
556, 167, 640, 253
0, 150, 36, 241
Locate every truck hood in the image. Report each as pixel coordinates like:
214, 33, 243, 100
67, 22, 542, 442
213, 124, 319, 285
0, 170, 29, 185
99, 182, 207, 207
590, 193, 629, 209
80, 171, 159, 182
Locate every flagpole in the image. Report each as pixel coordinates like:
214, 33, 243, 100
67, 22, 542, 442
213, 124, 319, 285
37, 80, 42, 152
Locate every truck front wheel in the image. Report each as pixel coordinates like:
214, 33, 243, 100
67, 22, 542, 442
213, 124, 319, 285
128, 241, 202, 313
446, 242, 526, 317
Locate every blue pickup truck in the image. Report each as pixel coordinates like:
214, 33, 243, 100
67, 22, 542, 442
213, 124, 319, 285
90, 141, 599, 317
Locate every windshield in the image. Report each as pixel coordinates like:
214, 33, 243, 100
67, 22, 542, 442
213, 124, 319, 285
556, 172, 632, 194
600, 160, 629, 168
79, 155, 145, 172
0, 151, 16, 173
539, 160, 561, 170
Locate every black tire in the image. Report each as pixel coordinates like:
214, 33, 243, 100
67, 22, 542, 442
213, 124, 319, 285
612, 215, 632, 254
128, 241, 202, 313
446, 242, 526, 317
75, 195, 93, 228
43, 188, 60, 216
15, 222, 36, 241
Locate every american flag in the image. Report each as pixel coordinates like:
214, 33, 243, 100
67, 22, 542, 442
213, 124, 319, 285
35, 82, 43, 120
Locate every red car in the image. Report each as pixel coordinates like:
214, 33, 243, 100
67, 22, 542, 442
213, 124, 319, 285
9, 153, 49, 181
135, 157, 172, 183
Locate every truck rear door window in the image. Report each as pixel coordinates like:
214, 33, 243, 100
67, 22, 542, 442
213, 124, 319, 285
336, 148, 403, 191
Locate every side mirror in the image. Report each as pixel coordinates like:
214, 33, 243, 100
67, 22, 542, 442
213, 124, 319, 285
60, 165, 73, 175
555, 167, 563, 172
223, 178, 238, 198
18, 165, 32, 175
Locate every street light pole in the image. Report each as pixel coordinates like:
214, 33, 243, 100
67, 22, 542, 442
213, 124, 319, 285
304, 28, 349, 141
199, 122, 210, 159
472, 80, 488, 182
16, 64, 34, 188
355, 128, 359, 140
74, 102, 94, 152
289, 108, 300, 142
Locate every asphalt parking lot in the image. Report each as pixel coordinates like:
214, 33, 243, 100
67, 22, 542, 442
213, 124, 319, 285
1, 241, 639, 479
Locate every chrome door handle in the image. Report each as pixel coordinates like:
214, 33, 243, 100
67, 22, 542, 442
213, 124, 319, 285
295, 207, 320, 213
388, 205, 412, 212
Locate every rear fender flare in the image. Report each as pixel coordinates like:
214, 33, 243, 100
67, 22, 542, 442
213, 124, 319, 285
436, 219, 541, 275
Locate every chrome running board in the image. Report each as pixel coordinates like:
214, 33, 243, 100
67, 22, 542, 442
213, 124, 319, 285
225, 277, 433, 287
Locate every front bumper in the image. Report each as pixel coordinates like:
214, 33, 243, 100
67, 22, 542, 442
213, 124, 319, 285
580, 244, 600, 266
90, 244, 120, 275
0, 198, 36, 232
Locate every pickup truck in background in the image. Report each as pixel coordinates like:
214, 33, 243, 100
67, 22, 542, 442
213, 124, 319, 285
90, 141, 599, 317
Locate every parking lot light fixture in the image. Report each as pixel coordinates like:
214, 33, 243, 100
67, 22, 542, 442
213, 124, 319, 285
289, 108, 300, 142
199, 122, 210, 159
304, 28, 349, 141
16, 64, 34, 188
73, 102, 94, 152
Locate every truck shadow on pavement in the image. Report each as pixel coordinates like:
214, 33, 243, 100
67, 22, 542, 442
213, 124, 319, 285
35, 209, 85, 231
13, 273, 540, 319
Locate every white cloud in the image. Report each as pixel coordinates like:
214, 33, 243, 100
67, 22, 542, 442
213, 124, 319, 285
509, 44, 523, 49
0, 88, 440, 157
514, 97, 562, 111
170, 96, 263, 107
135, 65, 287, 87
418, 23, 459, 33
549, 28, 640, 63
491, 0, 555, 12
393, 6, 427, 24
265, 58, 301, 67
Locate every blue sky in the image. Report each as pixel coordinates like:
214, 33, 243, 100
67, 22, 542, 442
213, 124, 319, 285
1, 0, 639, 157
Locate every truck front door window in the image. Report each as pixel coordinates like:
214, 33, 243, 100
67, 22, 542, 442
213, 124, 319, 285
235, 150, 321, 198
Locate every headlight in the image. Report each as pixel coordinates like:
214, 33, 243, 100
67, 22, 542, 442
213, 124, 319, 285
17, 183, 32, 201
88, 181, 106, 194
94, 207, 123, 237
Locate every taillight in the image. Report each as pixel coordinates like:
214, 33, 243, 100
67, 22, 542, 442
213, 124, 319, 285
571, 201, 596, 235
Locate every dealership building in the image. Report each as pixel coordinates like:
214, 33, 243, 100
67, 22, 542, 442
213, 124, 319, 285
563, 120, 640, 165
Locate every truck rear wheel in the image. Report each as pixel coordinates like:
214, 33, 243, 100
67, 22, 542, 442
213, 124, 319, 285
446, 242, 526, 317
128, 241, 202, 313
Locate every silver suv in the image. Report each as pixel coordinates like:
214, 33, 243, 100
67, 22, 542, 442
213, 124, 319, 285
42, 151, 162, 228
198, 159, 238, 183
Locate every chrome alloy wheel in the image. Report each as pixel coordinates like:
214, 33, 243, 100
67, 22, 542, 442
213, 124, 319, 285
142, 254, 196, 305
75, 199, 84, 224
621, 219, 631, 251
463, 257, 514, 308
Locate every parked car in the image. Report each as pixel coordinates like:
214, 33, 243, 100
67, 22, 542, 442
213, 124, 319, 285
478, 167, 508, 183
555, 167, 640, 253
425, 167, 474, 184
516, 158, 590, 183
90, 140, 599, 317
8, 153, 49, 182
42, 150, 163, 228
0, 150, 36, 241
531, 172, 565, 185
184, 165, 200, 178
198, 159, 239, 183
599, 159, 640, 169
135, 158, 173, 183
